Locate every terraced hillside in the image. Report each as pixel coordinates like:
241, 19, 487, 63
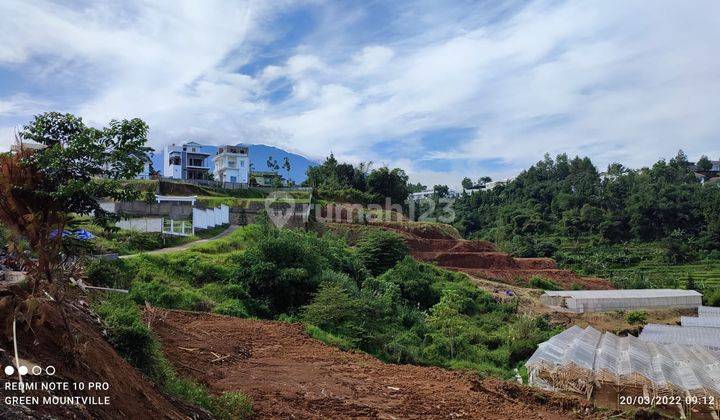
557, 240, 720, 290
328, 222, 613, 290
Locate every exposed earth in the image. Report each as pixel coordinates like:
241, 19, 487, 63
326, 221, 614, 290
0, 285, 209, 420
148, 308, 599, 419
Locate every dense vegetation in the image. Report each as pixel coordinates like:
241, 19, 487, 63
303, 154, 411, 205
89, 222, 557, 379
453, 151, 720, 294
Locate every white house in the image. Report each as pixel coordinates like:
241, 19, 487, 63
213, 145, 249, 183
164, 142, 212, 180
136, 154, 152, 179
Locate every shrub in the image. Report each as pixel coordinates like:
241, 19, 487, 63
96, 294, 158, 374
377, 257, 443, 309
305, 325, 355, 351
528, 276, 560, 291
85, 258, 132, 289
704, 289, 720, 307
213, 299, 249, 317
129, 277, 211, 311
208, 392, 253, 420
356, 229, 408, 276
626, 310, 647, 325
301, 282, 363, 340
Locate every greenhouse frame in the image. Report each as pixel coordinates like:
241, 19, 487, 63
527, 325, 720, 418
540, 289, 702, 313
639, 324, 720, 352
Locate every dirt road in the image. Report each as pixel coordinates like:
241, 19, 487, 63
148, 308, 596, 419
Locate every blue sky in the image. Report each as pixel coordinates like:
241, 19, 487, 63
1, 0, 719, 187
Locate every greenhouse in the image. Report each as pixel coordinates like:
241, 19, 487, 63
639, 324, 720, 352
540, 289, 702, 313
699, 306, 720, 317
682, 316, 720, 328
527, 325, 720, 417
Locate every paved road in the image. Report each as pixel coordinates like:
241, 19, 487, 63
120, 225, 238, 258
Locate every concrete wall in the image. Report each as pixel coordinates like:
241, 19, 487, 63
115, 217, 163, 232
101, 200, 193, 219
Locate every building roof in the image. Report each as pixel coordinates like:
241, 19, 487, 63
543, 289, 701, 299
527, 325, 720, 395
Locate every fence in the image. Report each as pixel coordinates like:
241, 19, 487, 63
193, 204, 229, 230
162, 219, 193, 236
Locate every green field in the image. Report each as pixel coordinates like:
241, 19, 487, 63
554, 239, 720, 291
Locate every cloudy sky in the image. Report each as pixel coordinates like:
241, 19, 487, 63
1, 0, 719, 187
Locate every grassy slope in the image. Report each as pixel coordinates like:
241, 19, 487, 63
556, 238, 720, 290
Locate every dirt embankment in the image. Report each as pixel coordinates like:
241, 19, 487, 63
149, 308, 598, 419
0, 285, 208, 420
327, 222, 613, 290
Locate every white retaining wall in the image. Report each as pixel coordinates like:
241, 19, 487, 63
193, 204, 229, 230
115, 217, 163, 233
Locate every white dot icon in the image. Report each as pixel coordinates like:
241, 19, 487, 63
18, 366, 28, 376
4, 365, 14, 375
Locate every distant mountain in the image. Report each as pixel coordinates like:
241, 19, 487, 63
151, 143, 317, 183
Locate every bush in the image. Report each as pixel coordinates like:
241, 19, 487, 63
96, 294, 158, 374
85, 258, 132, 289
356, 229, 408, 276
528, 276, 560, 291
301, 282, 362, 340
208, 392, 253, 420
626, 310, 647, 325
705, 289, 720, 307
305, 325, 355, 351
130, 277, 211, 311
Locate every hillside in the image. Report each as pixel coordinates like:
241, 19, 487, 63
149, 308, 598, 419
326, 221, 613, 290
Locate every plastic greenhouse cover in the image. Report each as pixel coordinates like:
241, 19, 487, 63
681, 316, 720, 328
639, 324, 720, 351
527, 325, 720, 394
699, 306, 720, 317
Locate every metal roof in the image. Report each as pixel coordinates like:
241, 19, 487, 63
543, 289, 701, 299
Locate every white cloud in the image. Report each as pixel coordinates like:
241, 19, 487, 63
0, 0, 719, 187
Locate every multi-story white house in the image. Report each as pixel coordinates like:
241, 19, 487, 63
136, 154, 152, 179
163, 142, 212, 180
213, 145, 249, 184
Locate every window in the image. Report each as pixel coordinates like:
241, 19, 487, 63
230, 176, 237, 182
240, 161, 244, 167
169, 156, 181, 165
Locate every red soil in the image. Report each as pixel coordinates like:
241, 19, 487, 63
0, 285, 208, 420
325, 221, 613, 290
149, 308, 598, 419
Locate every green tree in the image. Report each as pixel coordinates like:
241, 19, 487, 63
697, 155, 713, 172
461, 177, 473, 190
425, 290, 472, 359
433, 184, 449, 198
0, 112, 149, 290
367, 166, 409, 204
356, 229, 409, 276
